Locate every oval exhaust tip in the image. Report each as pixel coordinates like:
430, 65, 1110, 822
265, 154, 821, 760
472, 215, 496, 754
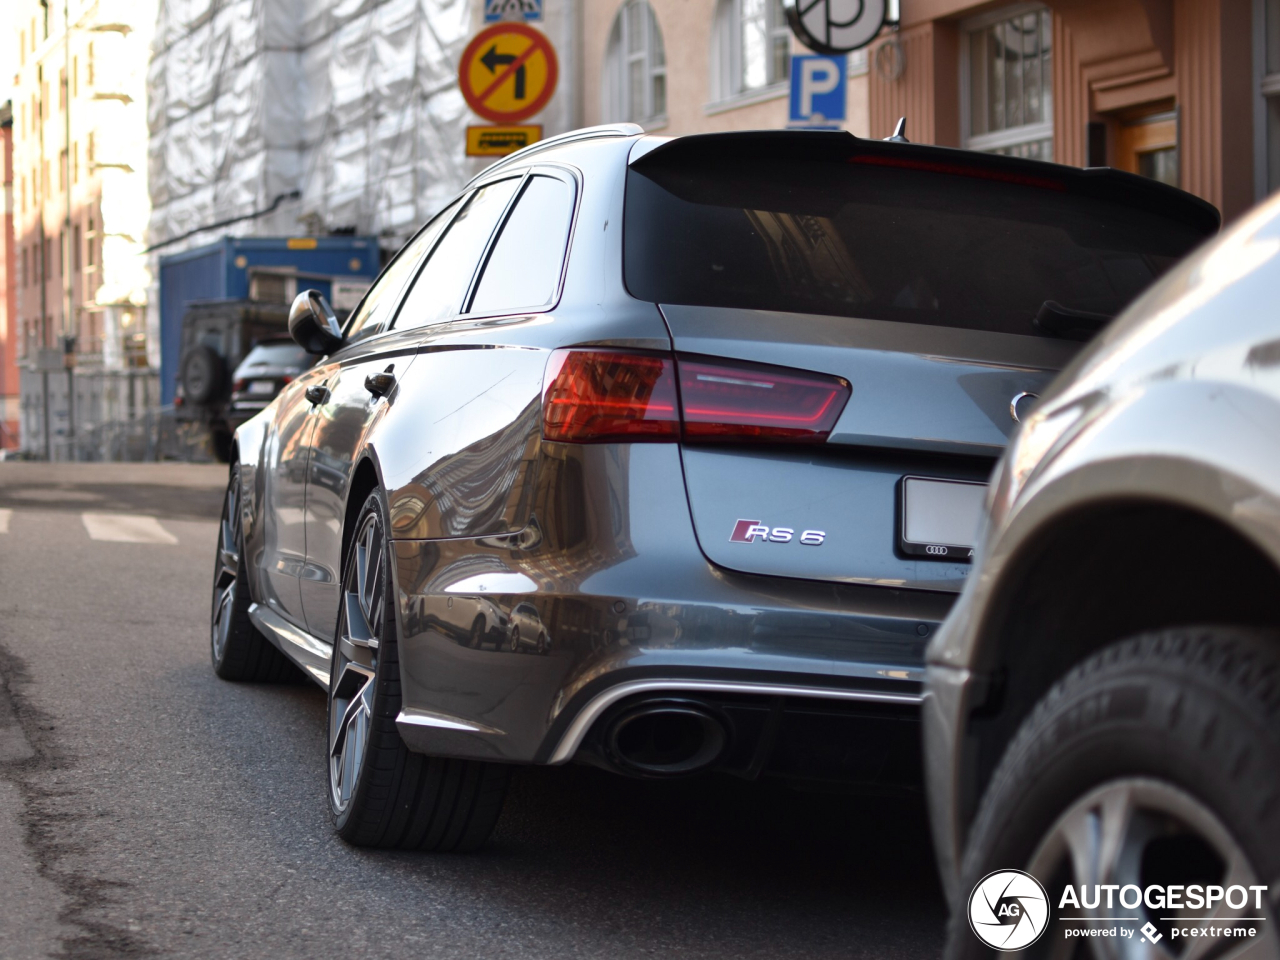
606, 702, 727, 776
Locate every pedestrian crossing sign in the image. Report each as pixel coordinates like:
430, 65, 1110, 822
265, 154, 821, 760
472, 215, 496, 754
485, 0, 543, 22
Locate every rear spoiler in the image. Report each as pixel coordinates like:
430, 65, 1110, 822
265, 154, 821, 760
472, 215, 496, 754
630, 130, 1221, 237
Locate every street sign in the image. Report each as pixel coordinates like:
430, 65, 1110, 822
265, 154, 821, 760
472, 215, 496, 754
459, 23, 558, 124
484, 0, 543, 22
783, 0, 887, 55
788, 55, 847, 128
466, 124, 543, 156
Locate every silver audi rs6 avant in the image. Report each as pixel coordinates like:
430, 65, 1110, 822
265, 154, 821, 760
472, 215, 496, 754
210, 124, 1217, 850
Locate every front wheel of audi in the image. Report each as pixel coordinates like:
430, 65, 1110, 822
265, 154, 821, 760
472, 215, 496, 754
947, 628, 1280, 959
327, 488, 510, 851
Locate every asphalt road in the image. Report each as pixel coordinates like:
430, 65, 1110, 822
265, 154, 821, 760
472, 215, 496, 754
0, 462, 947, 960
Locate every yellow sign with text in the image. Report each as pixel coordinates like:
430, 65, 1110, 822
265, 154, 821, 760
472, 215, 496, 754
466, 124, 543, 157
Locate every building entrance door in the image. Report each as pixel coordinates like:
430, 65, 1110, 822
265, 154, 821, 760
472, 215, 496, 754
1116, 111, 1178, 186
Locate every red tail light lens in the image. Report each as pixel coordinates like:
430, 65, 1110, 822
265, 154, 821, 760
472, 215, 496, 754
232, 379, 246, 393
678, 358, 849, 442
542, 350, 848, 444
542, 350, 680, 442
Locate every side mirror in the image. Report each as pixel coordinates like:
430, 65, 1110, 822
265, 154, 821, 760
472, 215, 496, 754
289, 289, 344, 355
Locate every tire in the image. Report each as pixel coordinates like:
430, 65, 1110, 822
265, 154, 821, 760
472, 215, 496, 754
537, 632, 547, 655
470, 616, 485, 650
509, 627, 520, 653
211, 466, 298, 682
947, 627, 1280, 959
327, 489, 510, 850
182, 345, 226, 405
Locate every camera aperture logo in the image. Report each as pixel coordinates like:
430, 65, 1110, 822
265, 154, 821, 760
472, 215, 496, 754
968, 870, 1050, 951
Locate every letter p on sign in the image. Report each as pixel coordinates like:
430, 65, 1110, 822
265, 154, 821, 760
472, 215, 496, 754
789, 55, 847, 128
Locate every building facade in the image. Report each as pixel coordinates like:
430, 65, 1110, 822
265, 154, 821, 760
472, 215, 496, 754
1, 102, 16, 451
9, 0, 155, 458
582, 0, 871, 137
864, 0, 1268, 222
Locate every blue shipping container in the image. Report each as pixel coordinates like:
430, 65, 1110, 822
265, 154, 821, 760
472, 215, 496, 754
158, 235, 380, 404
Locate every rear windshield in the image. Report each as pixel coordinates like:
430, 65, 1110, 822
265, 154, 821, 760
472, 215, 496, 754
241, 342, 311, 369
624, 157, 1207, 337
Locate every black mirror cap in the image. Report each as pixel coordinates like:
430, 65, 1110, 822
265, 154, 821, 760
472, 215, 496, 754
289, 289, 344, 355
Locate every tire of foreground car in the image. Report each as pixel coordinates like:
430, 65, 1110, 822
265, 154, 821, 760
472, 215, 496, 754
947, 627, 1280, 959
211, 465, 298, 682
327, 489, 510, 850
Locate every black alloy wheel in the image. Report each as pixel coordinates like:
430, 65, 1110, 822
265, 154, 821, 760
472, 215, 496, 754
947, 628, 1280, 959
211, 465, 296, 682
327, 488, 510, 850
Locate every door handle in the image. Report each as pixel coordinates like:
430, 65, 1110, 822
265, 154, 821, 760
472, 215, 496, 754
365, 371, 396, 398
305, 384, 330, 405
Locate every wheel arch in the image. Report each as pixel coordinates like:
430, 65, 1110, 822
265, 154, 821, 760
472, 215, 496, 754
957, 495, 1280, 842
342, 455, 384, 578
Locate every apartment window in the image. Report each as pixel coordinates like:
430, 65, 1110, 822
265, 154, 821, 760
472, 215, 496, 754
603, 0, 667, 125
59, 150, 66, 191
73, 143, 79, 184
72, 56, 78, 97
21, 248, 28, 288
962, 5, 1053, 160
87, 43, 94, 85
59, 69, 66, 111
19, 176, 26, 215
711, 0, 790, 100
87, 218, 96, 267
19, 32, 25, 67
74, 225, 82, 271
1259, 0, 1280, 194
87, 132, 95, 164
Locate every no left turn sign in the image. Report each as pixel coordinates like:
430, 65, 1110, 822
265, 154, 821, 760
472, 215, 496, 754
459, 23, 559, 124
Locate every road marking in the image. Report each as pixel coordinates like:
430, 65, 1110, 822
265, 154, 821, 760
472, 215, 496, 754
81, 513, 179, 544
0, 509, 9, 534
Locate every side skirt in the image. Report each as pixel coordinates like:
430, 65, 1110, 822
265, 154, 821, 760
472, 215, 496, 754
248, 603, 333, 688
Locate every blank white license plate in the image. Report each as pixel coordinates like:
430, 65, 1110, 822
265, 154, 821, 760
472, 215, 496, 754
247, 380, 276, 395
899, 477, 987, 562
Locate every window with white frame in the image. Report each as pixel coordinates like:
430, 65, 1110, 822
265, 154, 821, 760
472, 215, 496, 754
603, 0, 667, 125
963, 5, 1053, 160
711, 0, 791, 102
1259, 0, 1280, 194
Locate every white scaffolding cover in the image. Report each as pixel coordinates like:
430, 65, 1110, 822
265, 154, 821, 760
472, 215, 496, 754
147, 0, 572, 255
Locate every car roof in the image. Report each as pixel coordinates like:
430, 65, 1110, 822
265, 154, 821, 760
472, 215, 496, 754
471, 125, 1220, 238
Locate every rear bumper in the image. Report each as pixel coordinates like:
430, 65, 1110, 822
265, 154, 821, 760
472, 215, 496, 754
390, 537, 952, 784
387, 442, 955, 785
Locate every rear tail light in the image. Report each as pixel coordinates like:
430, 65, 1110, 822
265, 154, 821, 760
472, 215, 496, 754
542, 350, 679, 442
542, 350, 848, 444
232, 379, 246, 392
678, 358, 849, 442
281, 375, 293, 384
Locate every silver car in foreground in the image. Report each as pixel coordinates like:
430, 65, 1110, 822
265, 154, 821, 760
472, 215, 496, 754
927, 194, 1280, 958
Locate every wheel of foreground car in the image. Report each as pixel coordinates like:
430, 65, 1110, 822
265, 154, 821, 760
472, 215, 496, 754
211, 466, 297, 682
327, 489, 510, 850
947, 628, 1280, 959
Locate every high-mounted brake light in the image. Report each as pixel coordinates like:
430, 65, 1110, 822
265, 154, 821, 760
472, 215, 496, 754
542, 350, 680, 442
543, 350, 849, 444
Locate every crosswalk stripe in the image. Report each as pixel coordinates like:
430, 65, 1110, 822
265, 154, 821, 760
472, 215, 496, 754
81, 513, 179, 544
0, 509, 10, 534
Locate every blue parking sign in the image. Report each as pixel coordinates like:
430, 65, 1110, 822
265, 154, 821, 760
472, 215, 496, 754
788, 55, 847, 128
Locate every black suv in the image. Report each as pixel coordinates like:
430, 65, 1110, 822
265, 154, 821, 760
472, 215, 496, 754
173, 300, 291, 460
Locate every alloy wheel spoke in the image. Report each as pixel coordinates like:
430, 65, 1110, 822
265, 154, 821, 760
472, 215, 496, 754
1181, 852, 1267, 960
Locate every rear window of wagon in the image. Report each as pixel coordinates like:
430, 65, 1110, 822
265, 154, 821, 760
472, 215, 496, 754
623, 155, 1210, 339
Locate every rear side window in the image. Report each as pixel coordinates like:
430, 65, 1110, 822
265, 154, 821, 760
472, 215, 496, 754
469, 175, 575, 315
394, 178, 522, 330
624, 157, 1208, 338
